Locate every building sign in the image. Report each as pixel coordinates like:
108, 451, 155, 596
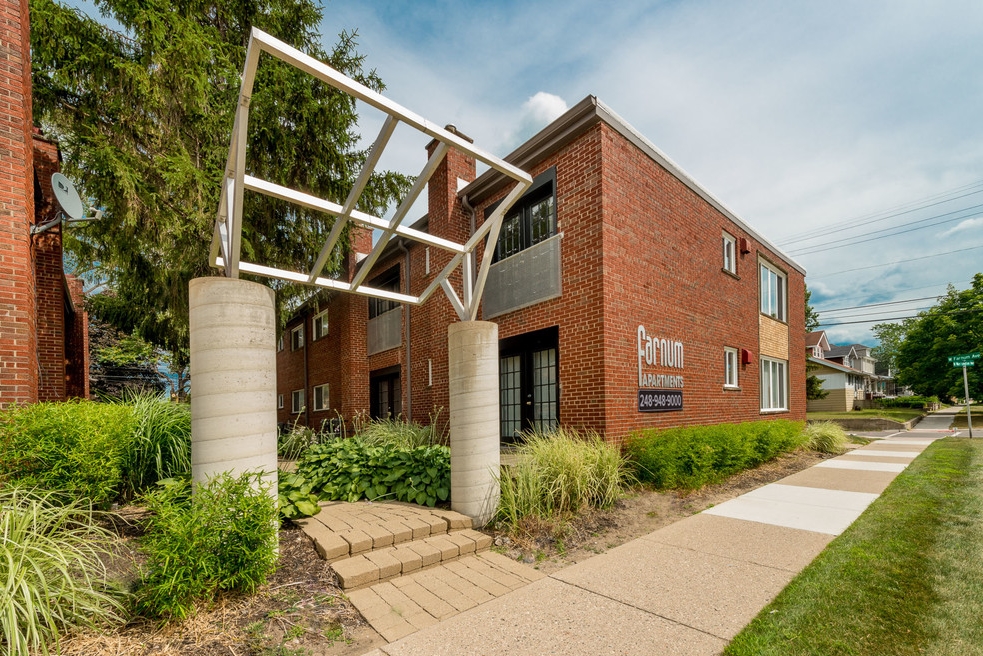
637, 324, 685, 412
638, 389, 683, 412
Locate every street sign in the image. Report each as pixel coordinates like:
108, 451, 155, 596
948, 352, 980, 367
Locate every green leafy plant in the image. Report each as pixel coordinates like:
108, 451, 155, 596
117, 393, 192, 498
0, 401, 136, 507
134, 473, 279, 621
802, 421, 848, 454
496, 427, 632, 529
625, 420, 806, 490
0, 488, 125, 655
278, 472, 322, 520
295, 440, 450, 507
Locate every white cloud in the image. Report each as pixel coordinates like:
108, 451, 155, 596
522, 92, 568, 125
940, 217, 983, 238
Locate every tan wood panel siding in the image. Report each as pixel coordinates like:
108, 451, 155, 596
759, 315, 789, 360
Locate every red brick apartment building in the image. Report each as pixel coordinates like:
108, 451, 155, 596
277, 96, 806, 442
0, 0, 88, 406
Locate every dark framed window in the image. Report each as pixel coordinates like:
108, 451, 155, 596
491, 168, 557, 262
368, 266, 401, 319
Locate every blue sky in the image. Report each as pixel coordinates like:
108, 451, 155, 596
316, 0, 983, 346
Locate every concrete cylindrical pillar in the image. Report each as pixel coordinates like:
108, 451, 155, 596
189, 277, 278, 494
448, 321, 500, 526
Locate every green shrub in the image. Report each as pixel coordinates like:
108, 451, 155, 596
0, 401, 137, 507
496, 428, 632, 528
134, 473, 279, 621
803, 421, 848, 454
0, 488, 125, 655
877, 395, 940, 409
118, 394, 191, 499
295, 439, 450, 506
625, 420, 805, 490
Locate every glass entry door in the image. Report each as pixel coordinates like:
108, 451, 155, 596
499, 327, 559, 443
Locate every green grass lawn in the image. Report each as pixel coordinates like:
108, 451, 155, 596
807, 408, 925, 423
725, 438, 983, 656
952, 406, 982, 429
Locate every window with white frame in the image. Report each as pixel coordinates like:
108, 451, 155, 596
313, 310, 329, 341
291, 389, 305, 414
290, 325, 304, 350
277, 335, 284, 352
724, 347, 739, 388
759, 260, 786, 321
722, 233, 736, 274
277, 394, 284, 409
760, 357, 788, 411
313, 383, 329, 411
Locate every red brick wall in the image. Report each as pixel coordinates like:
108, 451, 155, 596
33, 137, 65, 401
0, 0, 37, 406
64, 275, 88, 399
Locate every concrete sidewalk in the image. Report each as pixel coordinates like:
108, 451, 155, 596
360, 427, 945, 656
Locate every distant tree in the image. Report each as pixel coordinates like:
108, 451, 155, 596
89, 315, 166, 399
893, 274, 983, 401
871, 321, 908, 376
804, 284, 828, 400
805, 285, 821, 332
30, 0, 410, 373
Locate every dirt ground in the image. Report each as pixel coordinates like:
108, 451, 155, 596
63, 449, 832, 655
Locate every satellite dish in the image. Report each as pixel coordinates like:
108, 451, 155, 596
51, 173, 84, 220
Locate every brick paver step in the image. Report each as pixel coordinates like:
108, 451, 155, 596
295, 501, 474, 563
348, 552, 546, 642
331, 528, 497, 589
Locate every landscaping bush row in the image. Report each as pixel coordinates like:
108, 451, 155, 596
876, 395, 940, 409
624, 419, 806, 489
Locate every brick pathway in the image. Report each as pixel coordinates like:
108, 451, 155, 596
295, 500, 544, 642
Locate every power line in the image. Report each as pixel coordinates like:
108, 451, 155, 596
809, 279, 973, 307
809, 244, 983, 279
777, 178, 983, 246
817, 306, 983, 327
816, 295, 944, 314
787, 205, 983, 256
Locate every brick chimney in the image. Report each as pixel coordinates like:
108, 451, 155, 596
426, 126, 476, 244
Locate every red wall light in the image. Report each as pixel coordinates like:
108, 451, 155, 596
741, 348, 753, 365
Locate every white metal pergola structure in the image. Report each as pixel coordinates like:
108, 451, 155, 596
210, 28, 532, 321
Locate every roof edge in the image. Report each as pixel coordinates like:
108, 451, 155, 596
461, 95, 806, 276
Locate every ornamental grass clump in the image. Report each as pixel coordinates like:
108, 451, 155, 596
496, 428, 632, 529
354, 410, 444, 449
802, 420, 848, 454
118, 393, 192, 499
0, 488, 125, 655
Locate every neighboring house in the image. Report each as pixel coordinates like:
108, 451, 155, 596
0, 2, 89, 407
805, 330, 830, 359
806, 356, 869, 412
277, 97, 807, 442
805, 334, 885, 411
